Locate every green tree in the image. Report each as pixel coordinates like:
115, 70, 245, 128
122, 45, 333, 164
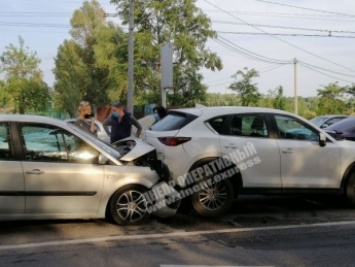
229, 68, 261, 106
111, 0, 223, 107
54, 0, 118, 113
53, 40, 89, 117
0, 36, 49, 113
70, 0, 112, 105
93, 23, 128, 102
272, 86, 287, 110
317, 82, 346, 115
344, 84, 355, 113
0, 80, 7, 109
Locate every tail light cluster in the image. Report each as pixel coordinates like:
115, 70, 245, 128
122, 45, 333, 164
158, 137, 191, 146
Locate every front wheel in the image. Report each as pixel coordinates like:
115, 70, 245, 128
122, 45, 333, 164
191, 179, 234, 217
109, 185, 150, 225
345, 173, 355, 207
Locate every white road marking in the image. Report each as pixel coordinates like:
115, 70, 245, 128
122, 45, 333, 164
1, 220, 355, 251
160, 266, 274, 267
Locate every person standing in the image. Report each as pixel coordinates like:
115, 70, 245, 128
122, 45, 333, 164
103, 102, 142, 143
152, 106, 168, 125
74, 101, 97, 136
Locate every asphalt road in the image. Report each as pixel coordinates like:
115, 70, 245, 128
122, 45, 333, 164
1, 195, 355, 267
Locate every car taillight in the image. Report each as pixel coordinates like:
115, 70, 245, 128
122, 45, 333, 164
158, 137, 191, 146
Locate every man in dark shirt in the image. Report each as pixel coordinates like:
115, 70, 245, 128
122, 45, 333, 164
103, 102, 142, 143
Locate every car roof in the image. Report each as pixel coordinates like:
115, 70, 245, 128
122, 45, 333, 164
0, 114, 67, 126
326, 116, 355, 130
315, 115, 348, 119
169, 106, 294, 117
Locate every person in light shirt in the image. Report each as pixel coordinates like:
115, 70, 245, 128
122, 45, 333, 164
74, 101, 97, 136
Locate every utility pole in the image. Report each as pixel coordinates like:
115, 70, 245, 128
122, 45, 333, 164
293, 57, 298, 115
161, 42, 173, 108
126, 0, 134, 114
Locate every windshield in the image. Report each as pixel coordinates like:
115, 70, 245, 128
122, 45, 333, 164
310, 116, 328, 127
67, 122, 121, 159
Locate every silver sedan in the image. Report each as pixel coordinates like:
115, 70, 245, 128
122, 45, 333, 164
0, 115, 178, 225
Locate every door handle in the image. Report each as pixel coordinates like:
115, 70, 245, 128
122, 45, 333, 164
224, 144, 238, 149
26, 169, 44, 175
224, 146, 238, 149
281, 149, 294, 154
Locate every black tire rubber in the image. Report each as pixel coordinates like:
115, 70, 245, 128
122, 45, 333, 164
191, 178, 234, 218
345, 173, 355, 207
109, 185, 150, 225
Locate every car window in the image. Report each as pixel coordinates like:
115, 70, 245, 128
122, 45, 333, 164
0, 123, 13, 160
325, 117, 345, 127
20, 124, 99, 164
275, 115, 319, 141
150, 112, 197, 132
207, 116, 226, 134
310, 116, 327, 127
326, 118, 355, 132
227, 114, 269, 138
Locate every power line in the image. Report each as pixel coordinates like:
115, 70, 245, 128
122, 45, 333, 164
202, 0, 355, 73
259, 64, 287, 73
299, 63, 355, 84
208, 80, 234, 87
204, 10, 355, 22
214, 38, 285, 65
207, 64, 287, 89
0, 29, 68, 34
213, 20, 355, 34
255, 0, 355, 18
8, 0, 113, 5
0, 12, 72, 17
0, 21, 70, 28
298, 61, 355, 78
204, 9, 353, 19
3, 10, 354, 22
217, 31, 355, 39
216, 35, 292, 64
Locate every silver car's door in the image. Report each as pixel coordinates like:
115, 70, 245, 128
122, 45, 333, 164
217, 114, 282, 188
0, 122, 25, 214
274, 115, 340, 189
19, 123, 105, 214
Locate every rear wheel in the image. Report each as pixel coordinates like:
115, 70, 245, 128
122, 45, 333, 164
109, 185, 150, 225
345, 173, 355, 207
191, 179, 234, 217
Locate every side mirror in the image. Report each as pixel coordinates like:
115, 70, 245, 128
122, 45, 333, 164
98, 154, 108, 165
319, 133, 327, 147
320, 124, 328, 129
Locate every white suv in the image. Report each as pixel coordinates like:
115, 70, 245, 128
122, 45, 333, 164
143, 107, 355, 217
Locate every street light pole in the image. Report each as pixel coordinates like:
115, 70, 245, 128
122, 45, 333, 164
126, 0, 134, 114
294, 57, 298, 114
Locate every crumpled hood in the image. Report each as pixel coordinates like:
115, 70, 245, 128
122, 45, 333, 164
112, 136, 156, 161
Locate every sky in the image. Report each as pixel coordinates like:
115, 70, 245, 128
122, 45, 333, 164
1, 0, 355, 98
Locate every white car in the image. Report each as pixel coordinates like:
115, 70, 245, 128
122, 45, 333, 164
143, 106, 355, 217
0, 115, 178, 225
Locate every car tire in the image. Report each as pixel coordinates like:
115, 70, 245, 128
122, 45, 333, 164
345, 173, 355, 207
109, 185, 150, 225
191, 178, 234, 218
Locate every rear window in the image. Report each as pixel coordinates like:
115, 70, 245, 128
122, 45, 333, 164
150, 112, 197, 132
